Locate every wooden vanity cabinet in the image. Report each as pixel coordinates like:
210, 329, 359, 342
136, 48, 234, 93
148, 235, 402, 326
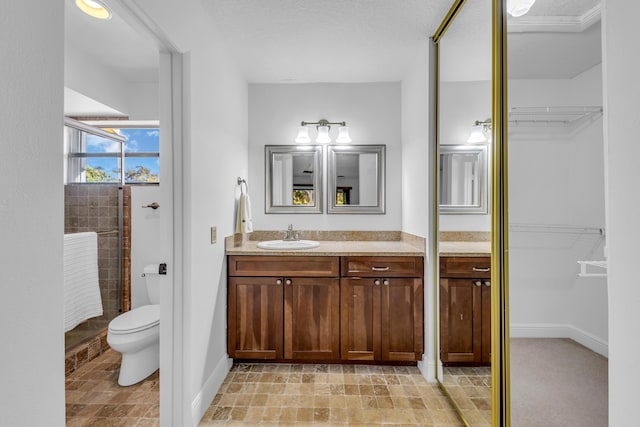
439, 256, 491, 365
341, 256, 424, 362
228, 256, 340, 360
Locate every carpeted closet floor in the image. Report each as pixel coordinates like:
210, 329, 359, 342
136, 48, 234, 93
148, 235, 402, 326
510, 338, 608, 427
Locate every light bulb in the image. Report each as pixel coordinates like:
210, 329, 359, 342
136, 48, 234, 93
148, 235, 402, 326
336, 126, 352, 143
75, 0, 112, 20
507, 0, 536, 18
316, 125, 331, 144
295, 126, 311, 143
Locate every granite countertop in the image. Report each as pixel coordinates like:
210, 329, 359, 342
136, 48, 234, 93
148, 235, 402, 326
438, 231, 491, 257
225, 231, 425, 256
439, 240, 491, 257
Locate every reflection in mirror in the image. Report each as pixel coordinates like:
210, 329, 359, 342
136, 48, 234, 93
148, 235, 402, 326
327, 145, 385, 214
265, 145, 322, 213
440, 144, 488, 214
435, 0, 492, 425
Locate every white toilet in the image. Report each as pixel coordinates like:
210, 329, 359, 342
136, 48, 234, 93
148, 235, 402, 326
107, 263, 165, 386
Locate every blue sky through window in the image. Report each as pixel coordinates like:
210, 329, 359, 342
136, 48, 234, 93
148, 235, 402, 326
85, 128, 160, 182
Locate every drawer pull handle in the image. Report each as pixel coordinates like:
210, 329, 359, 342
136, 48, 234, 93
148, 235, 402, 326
371, 266, 390, 271
472, 267, 490, 272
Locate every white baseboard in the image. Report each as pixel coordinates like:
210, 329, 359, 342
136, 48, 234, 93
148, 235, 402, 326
510, 323, 608, 357
191, 354, 233, 426
417, 355, 438, 383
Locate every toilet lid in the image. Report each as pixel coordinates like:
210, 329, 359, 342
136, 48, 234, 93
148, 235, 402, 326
109, 305, 160, 334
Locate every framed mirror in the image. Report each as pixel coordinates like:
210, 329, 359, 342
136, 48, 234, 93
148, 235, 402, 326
265, 145, 323, 213
440, 144, 489, 214
327, 145, 385, 214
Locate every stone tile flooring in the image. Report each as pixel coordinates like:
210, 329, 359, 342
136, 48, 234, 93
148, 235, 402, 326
441, 366, 492, 426
65, 349, 159, 426
200, 363, 465, 426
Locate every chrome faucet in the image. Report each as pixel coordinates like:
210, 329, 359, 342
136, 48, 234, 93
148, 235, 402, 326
283, 224, 299, 241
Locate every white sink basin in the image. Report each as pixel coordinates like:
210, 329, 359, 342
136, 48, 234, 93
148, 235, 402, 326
256, 239, 320, 250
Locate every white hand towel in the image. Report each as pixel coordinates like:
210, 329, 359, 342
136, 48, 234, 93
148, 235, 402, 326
236, 193, 253, 234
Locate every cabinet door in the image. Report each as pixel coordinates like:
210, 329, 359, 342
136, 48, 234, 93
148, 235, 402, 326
228, 277, 283, 359
340, 278, 381, 361
381, 278, 423, 361
440, 278, 482, 364
284, 277, 340, 360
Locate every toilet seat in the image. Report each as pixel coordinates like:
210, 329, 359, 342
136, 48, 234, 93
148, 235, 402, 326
108, 304, 160, 334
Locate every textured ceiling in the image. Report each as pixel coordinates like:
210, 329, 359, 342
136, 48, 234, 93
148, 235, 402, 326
202, 0, 453, 83
64, 0, 602, 112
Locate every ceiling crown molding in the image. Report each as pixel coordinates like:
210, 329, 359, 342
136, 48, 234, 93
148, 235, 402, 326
508, 4, 601, 33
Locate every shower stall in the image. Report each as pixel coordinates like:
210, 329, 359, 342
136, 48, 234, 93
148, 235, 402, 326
63, 119, 131, 353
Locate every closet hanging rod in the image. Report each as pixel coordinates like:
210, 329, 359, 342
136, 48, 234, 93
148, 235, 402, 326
508, 106, 602, 125
509, 223, 604, 235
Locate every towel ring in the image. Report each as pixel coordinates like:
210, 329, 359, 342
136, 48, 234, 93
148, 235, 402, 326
237, 177, 248, 194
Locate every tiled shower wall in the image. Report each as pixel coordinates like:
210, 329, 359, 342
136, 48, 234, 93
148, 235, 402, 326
64, 184, 131, 373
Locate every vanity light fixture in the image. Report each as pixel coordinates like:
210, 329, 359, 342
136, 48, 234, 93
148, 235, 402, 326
296, 119, 351, 144
467, 119, 492, 143
507, 0, 536, 17
75, 0, 112, 20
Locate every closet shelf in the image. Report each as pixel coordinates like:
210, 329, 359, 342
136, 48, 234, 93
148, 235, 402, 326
509, 106, 602, 131
577, 260, 607, 278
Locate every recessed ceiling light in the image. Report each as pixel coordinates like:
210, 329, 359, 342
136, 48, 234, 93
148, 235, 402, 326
75, 0, 112, 20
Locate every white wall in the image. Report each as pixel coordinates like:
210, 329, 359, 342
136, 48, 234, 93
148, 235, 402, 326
131, 186, 165, 307
401, 42, 434, 379
0, 2, 65, 426
602, 1, 640, 424
508, 65, 608, 355
132, 0, 249, 424
248, 83, 401, 231
439, 80, 492, 232
65, 43, 158, 120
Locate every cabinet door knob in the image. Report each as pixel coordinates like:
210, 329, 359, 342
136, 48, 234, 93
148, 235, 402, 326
285, 279, 292, 286
475, 281, 482, 287
383, 280, 389, 286
484, 281, 491, 287
276, 279, 283, 285
374, 279, 381, 286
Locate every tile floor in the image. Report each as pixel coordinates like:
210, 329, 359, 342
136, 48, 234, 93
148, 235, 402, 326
441, 366, 492, 426
200, 363, 465, 426
65, 349, 159, 426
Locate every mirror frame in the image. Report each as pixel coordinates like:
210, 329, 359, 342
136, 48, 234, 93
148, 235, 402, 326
432, 1, 509, 426
264, 145, 323, 214
327, 144, 386, 214
439, 144, 489, 214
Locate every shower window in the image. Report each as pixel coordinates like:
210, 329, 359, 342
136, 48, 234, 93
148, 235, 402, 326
65, 120, 160, 184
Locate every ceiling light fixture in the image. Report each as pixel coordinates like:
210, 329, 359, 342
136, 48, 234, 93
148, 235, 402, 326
507, 0, 537, 18
467, 119, 492, 143
75, 0, 112, 20
296, 119, 351, 144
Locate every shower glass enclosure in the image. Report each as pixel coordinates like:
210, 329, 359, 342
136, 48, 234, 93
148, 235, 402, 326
63, 119, 129, 351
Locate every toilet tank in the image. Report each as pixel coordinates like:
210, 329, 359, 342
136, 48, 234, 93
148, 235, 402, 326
143, 263, 166, 305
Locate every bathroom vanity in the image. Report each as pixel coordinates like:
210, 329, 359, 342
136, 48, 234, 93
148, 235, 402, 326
439, 238, 491, 366
226, 232, 424, 363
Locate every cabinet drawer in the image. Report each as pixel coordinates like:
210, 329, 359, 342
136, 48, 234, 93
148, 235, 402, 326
341, 256, 424, 277
440, 256, 491, 278
229, 255, 339, 277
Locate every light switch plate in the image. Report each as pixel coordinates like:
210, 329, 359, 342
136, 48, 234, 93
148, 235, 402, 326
211, 226, 217, 244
